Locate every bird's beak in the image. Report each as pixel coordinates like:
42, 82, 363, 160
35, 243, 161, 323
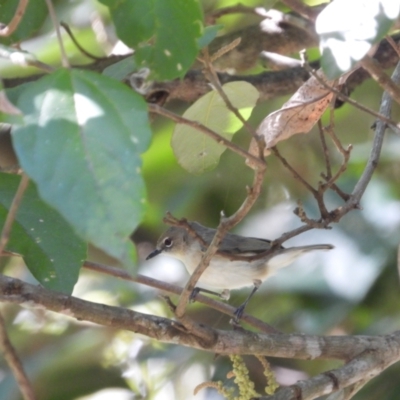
146, 248, 163, 260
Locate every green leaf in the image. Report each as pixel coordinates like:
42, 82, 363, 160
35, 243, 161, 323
12, 69, 152, 265
99, 0, 203, 80
0, 0, 47, 45
316, 0, 400, 78
172, 82, 259, 174
197, 25, 222, 49
102, 56, 136, 80
0, 173, 86, 293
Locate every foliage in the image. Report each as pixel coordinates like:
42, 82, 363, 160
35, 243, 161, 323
0, 0, 400, 400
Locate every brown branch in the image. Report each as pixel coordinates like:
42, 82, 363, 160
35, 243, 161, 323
148, 103, 264, 168
336, 60, 400, 216
3, 30, 400, 107
386, 35, 400, 58
271, 147, 316, 194
0, 312, 36, 400
360, 55, 400, 105
0, 0, 29, 37
0, 173, 29, 255
260, 349, 397, 400
302, 63, 400, 132
270, 59, 400, 248
318, 120, 332, 178
2, 274, 400, 363
60, 22, 105, 61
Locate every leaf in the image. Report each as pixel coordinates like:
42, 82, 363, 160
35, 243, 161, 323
0, 0, 47, 45
0, 173, 86, 293
99, 0, 203, 80
172, 81, 259, 174
11, 69, 152, 265
102, 56, 136, 80
316, 0, 400, 78
250, 70, 335, 157
197, 25, 222, 49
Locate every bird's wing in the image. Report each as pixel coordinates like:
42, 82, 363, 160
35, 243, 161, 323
189, 221, 283, 254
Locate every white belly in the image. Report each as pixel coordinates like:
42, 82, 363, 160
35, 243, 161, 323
171, 248, 310, 290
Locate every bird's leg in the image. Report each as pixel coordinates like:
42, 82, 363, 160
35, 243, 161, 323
232, 279, 262, 323
189, 287, 230, 302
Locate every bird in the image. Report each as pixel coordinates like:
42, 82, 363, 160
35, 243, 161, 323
146, 221, 333, 321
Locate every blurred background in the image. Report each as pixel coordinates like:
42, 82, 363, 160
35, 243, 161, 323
1, 0, 400, 399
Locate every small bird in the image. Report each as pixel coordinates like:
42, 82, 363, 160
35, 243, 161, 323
146, 221, 333, 321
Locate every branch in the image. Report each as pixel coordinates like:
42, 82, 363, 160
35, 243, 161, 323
0, 173, 29, 255
0, 312, 36, 400
0, 0, 28, 37
128, 33, 400, 105
337, 60, 400, 216
360, 55, 400, 105
260, 349, 398, 400
2, 274, 400, 362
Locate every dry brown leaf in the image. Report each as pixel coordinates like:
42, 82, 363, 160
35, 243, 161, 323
249, 70, 337, 159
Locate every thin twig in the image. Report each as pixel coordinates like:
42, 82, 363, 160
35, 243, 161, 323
200, 47, 259, 141
338, 60, 400, 214
271, 147, 316, 194
45, 0, 69, 68
0, 174, 29, 256
210, 37, 241, 63
318, 119, 332, 178
0, 0, 29, 37
360, 55, 400, 105
148, 104, 264, 167
302, 63, 400, 132
0, 312, 36, 400
272, 146, 331, 220
60, 22, 105, 61
386, 35, 400, 58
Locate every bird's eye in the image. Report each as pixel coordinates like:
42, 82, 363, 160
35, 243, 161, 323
163, 237, 173, 247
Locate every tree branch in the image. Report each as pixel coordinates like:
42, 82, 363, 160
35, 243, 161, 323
1, 274, 400, 363
0, 173, 29, 255
0, 311, 36, 400
0, 0, 28, 37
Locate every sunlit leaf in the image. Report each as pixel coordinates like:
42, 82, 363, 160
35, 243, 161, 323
172, 81, 259, 174
12, 69, 151, 265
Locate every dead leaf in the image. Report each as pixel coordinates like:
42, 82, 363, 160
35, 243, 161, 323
249, 70, 337, 158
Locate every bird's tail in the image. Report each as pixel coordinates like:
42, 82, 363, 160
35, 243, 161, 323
267, 244, 333, 273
